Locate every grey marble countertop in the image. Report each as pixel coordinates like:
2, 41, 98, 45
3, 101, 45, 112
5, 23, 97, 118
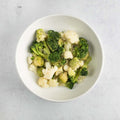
0, 0, 120, 120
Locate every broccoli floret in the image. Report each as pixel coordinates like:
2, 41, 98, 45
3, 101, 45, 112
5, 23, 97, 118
30, 41, 50, 60
66, 82, 74, 89
73, 37, 88, 59
46, 30, 61, 52
66, 67, 86, 89
65, 76, 76, 89
36, 29, 46, 42
80, 67, 88, 76
48, 46, 64, 63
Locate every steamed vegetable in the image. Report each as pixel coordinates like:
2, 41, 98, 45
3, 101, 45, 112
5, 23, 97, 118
36, 29, 46, 42
59, 72, 68, 83
80, 67, 88, 76
73, 37, 88, 59
33, 56, 44, 67
28, 29, 92, 89
49, 46, 64, 63
30, 41, 50, 60
46, 30, 60, 52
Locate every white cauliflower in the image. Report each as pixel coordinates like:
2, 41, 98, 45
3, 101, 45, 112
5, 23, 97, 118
45, 62, 51, 69
42, 66, 58, 79
27, 53, 33, 64
65, 42, 72, 51
63, 64, 69, 71
37, 77, 49, 88
55, 67, 63, 76
68, 67, 75, 77
64, 51, 73, 59
48, 79, 59, 87
64, 31, 79, 44
60, 32, 66, 40
79, 60, 84, 67
28, 64, 37, 74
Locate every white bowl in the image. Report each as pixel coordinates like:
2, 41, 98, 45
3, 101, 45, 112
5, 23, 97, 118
16, 15, 103, 102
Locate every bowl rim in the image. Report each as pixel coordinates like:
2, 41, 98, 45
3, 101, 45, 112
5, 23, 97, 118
15, 14, 104, 103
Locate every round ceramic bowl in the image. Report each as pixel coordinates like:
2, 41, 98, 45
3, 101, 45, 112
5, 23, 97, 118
16, 15, 103, 102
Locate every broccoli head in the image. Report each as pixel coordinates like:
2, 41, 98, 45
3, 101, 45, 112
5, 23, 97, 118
48, 46, 64, 63
65, 75, 76, 89
30, 41, 50, 60
46, 30, 61, 52
80, 67, 88, 76
36, 29, 46, 42
73, 37, 88, 59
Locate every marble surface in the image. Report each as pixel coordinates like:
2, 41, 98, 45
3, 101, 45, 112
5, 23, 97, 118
0, 0, 120, 120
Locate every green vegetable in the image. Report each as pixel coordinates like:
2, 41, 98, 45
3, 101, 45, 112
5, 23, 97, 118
69, 57, 81, 70
73, 37, 88, 59
37, 67, 44, 77
59, 72, 68, 83
36, 29, 46, 42
48, 46, 64, 63
30, 41, 50, 60
47, 30, 60, 52
33, 56, 44, 67
66, 82, 74, 89
80, 67, 88, 76
65, 76, 76, 89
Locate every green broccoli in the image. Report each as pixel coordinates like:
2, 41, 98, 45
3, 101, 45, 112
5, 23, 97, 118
48, 46, 64, 63
73, 37, 88, 59
65, 76, 76, 89
46, 30, 61, 52
80, 67, 88, 76
66, 67, 87, 89
30, 41, 50, 60
36, 29, 46, 42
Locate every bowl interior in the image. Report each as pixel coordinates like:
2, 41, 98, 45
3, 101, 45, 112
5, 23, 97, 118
16, 15, 103, 102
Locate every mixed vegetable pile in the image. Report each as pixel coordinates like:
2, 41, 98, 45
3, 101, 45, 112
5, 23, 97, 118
27, 29, 92, 89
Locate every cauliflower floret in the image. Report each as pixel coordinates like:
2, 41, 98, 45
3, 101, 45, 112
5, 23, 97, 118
45, 62, 51, 69
63, 64, 69, 71
69, 57, 84, 70
48, 79, 59, 87
65, 42, 72, 51
60, 32, 66, 40
68, 67, 75, 77
55, 67, 63, 76
27, 56, 32, 65
64, 31, 79, 44
37, 77, 49, 88
27, 53, 33, 64
28, 64, 37, 74
64, 51, 73, 59
36, 29, 47, 42
42, 66, 58, 79
79, 60, 84, 67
